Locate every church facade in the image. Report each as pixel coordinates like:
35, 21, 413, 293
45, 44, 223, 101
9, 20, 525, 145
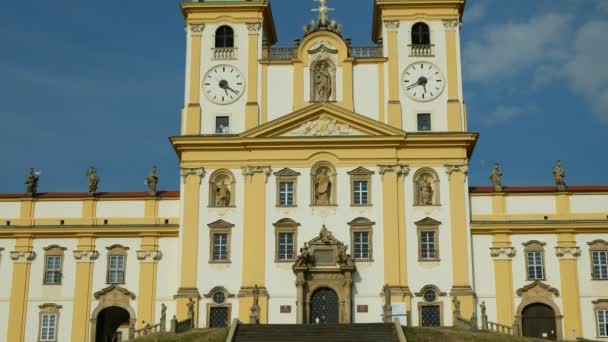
0, 0, 607, 341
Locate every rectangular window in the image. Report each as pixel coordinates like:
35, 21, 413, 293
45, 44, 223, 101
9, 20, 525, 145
353, 180, 369, 205
420, 305, 441, 326
213, 233, 229, 262
44, 255, 62, 285
278, 233, 295, 260
40, 314, 57, 341
599, 310, 608, 337
278, 181, 295, 206
353, 231, 370, 260
420, 231, 436, 259
107, 255, 125, 284
527, 251, 544, 280
417, 113, 431, 131
592, 251, 608, 279
215, 116, 230, 134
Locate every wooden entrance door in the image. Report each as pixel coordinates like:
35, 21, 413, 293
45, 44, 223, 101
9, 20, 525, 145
522, 303, 557, 340
310, 288, 339, 324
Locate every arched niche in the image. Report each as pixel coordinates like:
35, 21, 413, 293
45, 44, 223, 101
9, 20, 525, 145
413, 168, 440, 206
310, 58, 337, 102
310, 162, 337, 206
208, 169, 236, 208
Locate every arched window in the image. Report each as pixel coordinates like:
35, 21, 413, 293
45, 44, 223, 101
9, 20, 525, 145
215, 25, 234, 48
411, 22, 430, 45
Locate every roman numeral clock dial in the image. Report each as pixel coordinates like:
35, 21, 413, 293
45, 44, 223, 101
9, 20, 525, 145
401, 62, 445, 102
203, 64, 246, 105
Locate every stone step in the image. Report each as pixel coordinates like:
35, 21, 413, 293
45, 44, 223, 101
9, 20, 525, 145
232, 323, 400, 342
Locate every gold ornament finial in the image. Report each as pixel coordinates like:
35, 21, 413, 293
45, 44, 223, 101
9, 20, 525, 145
312, 0, 334, 25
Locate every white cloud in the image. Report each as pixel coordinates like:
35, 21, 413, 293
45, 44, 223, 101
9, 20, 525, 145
483, 105, 525, 126
463, 13, 572, 82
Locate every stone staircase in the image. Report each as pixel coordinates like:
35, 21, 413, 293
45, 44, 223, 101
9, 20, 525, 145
231, 322, 404, 342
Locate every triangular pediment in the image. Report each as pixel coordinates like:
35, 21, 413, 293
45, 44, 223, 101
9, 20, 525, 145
415, 217, 442, 226
241, 103, 405, 139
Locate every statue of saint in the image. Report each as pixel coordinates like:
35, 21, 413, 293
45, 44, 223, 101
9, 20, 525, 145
249, 285, 261, 324
418, 175, 434, 205
553, 160, 566, 190
489, 163, 503, 192
86, 167, 99, 194
187, 298, 195, 319
215, 182, 231, 207
25, 168, 39, 195
295, 242, 312, 267
314, 61, 332, 101
338, 244, 353, 266
315, 168, 332, 205
146, 166, 159, 195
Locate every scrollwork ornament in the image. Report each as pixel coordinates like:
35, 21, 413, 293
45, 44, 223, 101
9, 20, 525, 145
384, 20, 400, 32
73, 250, 100, 263
490, 247, 516, 259
241, 166, 272, 182
180, 168, 206, 184
10, 251, 36, 263
137, 250, 163, 262
555, 246, 581, 259
189, 24, 205, 36
378, 164, 409, 175
443, 20, 459, 32
246, 22, 262, 33
446, 165, 469, 179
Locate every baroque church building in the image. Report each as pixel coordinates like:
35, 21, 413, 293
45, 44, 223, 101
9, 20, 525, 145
1, 0, 607, 341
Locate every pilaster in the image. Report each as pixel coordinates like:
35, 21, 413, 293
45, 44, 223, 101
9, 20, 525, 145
446, 165, 474, 317
184, 23, 204, 135
384, 20, 402, 129
19, 198, 34, 226
245, 23, 261, 130
70, 236, 99, 342
7, 236, 34, 342
556, 231, 582, 340
176, 167, 205, 320
490, 232, 515, 325
136, 235, 162, 329
239, 166, 271, 323
443, 20, 463, 131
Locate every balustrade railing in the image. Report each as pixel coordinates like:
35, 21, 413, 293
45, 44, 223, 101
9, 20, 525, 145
350, 46, 383, 58
409, 44, 434, 57
268, 47, 296, 59
128, 304, 167, 340
213, 48, 238, 60
266, 45, 383, 60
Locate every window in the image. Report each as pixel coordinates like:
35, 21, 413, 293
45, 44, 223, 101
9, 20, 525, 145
274, 168, 300, 207
417, 113, 431, 131
38, 304, 61, 342
208, 219, 234, 263
43, 245, 66, 285
278, 233, 295, 260
348, 167, 374, 206
215, 116, 230, 134
274, 218, 299, 262
204, 287, 233, 329
594, 300, 608, 337
279, 182, 295, 206
349, 217, 375, 261
415, 285, 444, 327
589, 240, 608, 280
412, 22, 431, 45
106, 245, 129, 284
416, 217, 441, 261
523, 241, 546, 281
215, 25, 234, 48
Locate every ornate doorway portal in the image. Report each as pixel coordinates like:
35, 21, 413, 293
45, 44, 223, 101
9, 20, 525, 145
310, 288, 339, 324
522, 303, 557, 340
293, 225, 356, 324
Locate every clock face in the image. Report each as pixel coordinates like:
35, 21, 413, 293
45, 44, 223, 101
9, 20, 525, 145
401, 62, 445, 102
203, 64, 246, 105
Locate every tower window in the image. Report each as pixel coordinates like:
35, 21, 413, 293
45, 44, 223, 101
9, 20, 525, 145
412, 22, 431, 45
215, 25, 235, 48
215, 116, 230, 134
417, 113, 431, 131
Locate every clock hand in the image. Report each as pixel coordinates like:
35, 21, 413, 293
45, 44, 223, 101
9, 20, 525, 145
225, 85, 239, 95
406, 81, 420, 91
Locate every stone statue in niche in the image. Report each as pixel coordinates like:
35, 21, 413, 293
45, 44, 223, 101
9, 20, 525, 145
313, 60, 333, 102
215, 180, 231, 207
314, 168, 332, 205
489, 163, 503, 192
86, 166, 100, 194
418, 174, 434, 205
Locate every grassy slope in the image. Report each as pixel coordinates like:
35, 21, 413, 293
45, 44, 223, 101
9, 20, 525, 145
129, 328, 228, 342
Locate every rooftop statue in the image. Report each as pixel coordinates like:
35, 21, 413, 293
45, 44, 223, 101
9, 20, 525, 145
553, 160, 566, 191
145, 166, 159, 195
490, 163, 503, 192
25, 168, 40, 196
86, 166, 100, 194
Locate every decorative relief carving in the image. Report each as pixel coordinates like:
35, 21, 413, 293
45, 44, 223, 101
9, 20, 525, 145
73, 250, 100, 262
490, 247, 516, 259
10, 250, 36, 263
446, 165, 469, 175
180, 168, 206, 183
516, 281, 560, 297
442, 20, 459, 31
189, 24, 205, 35
555, 246, 581, 259
384, 20, 400, 32
378, 165, 410, 175
246, 22, 262, 33
241, 166, 272, 182
136, 250, 163, 262
285, 115, 361, 137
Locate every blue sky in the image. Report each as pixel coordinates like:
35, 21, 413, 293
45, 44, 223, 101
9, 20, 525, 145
0, 0, 606, 193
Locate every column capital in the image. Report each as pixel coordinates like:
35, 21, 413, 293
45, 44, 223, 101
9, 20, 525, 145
241, 166, 272, 181
443, 20, 460, 32
378, 164, 409, 175
490, 247, 516, 259
180, 167, 206, 183
246, 22, 262, 34
384, 20, 400, 32
10, 250, 35, 263
188, 23, 205, 36
137, 250, 163, 263
555, 246, 581, 259
446, 165, 469, 175
73, 250, 99, 263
